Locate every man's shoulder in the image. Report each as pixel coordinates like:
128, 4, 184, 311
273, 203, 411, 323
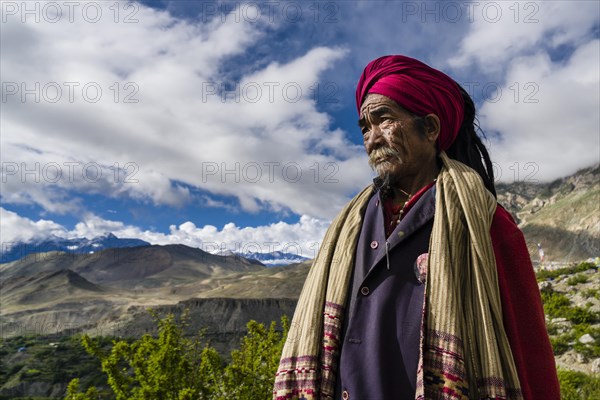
493, 204, 518, 226
491, 204, 523, 243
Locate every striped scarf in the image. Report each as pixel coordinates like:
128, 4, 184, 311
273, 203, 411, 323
273, 154, 523, 400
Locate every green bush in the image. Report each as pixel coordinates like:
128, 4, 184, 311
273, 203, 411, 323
582, 288, 600, 300
567, 273, 589, 286
570, 307, 599, 325
572, 325, 600, 358
536, 261, 597, 282
65, 310, 289, 400
546, 321, 600, 357
557, 367, 600, 400
541, 287, 572, 318
541, 287, 599, 324
550, 333, 573, 356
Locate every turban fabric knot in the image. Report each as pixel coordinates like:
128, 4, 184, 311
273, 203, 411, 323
356, 55, 465, 151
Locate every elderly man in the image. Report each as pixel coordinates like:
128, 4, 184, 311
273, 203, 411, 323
273, 55, 559, 400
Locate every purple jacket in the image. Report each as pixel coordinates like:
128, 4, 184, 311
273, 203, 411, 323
335, 185, 435, 400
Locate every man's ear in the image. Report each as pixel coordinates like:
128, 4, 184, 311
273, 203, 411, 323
423, 114, 440, 143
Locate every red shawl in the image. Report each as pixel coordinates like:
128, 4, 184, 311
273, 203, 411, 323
491, 206, 560, 399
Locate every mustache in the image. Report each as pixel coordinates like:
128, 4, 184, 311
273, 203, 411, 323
368, 146, 403, 169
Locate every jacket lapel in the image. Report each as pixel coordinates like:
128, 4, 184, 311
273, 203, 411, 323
365, 186, 436, 279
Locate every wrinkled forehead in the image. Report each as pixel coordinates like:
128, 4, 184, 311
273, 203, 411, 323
359, 93, 409, 118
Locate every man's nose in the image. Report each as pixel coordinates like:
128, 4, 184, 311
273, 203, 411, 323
365, 124, 385, 151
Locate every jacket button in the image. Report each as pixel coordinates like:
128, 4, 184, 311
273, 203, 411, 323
342, 390, 349, 399
360, 286, 370, 296
370, 240, 378, 249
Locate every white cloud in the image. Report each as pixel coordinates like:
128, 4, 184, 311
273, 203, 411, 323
0, 1, 371, 220
483, 40, 600, 181
2, 0, 598, 235
0, 208, 67, 245
449, 1, 599, 72
442, 1, 600, 182
0, 207, 329, 259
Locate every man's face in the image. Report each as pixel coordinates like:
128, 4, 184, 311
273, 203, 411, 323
358, 93, 437, 184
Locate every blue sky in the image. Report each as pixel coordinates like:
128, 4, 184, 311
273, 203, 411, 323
1, 0, 599, 257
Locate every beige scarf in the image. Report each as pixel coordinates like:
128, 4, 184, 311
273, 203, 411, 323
273, 154, 522, 400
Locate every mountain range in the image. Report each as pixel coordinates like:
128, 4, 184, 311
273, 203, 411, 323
0, 243, 305, 339
2, 233, 310, 266
0, 163, 598, 398
1, 163, 598, 339
1, 233, 150, 264
219, 249, 311, 266
0, 166, 600, 340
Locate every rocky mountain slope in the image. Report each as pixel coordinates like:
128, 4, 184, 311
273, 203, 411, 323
536, 261, 600, 375
496, 164, 599, 263
120, 297, 297, 354
0, 246, 303, 339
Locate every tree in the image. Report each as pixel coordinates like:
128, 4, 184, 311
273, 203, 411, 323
64, 310, 289, 400
65, 378, 102, 400
221, 319, 289, 399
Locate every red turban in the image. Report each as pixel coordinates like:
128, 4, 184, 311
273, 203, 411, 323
356, 55, 464, 151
